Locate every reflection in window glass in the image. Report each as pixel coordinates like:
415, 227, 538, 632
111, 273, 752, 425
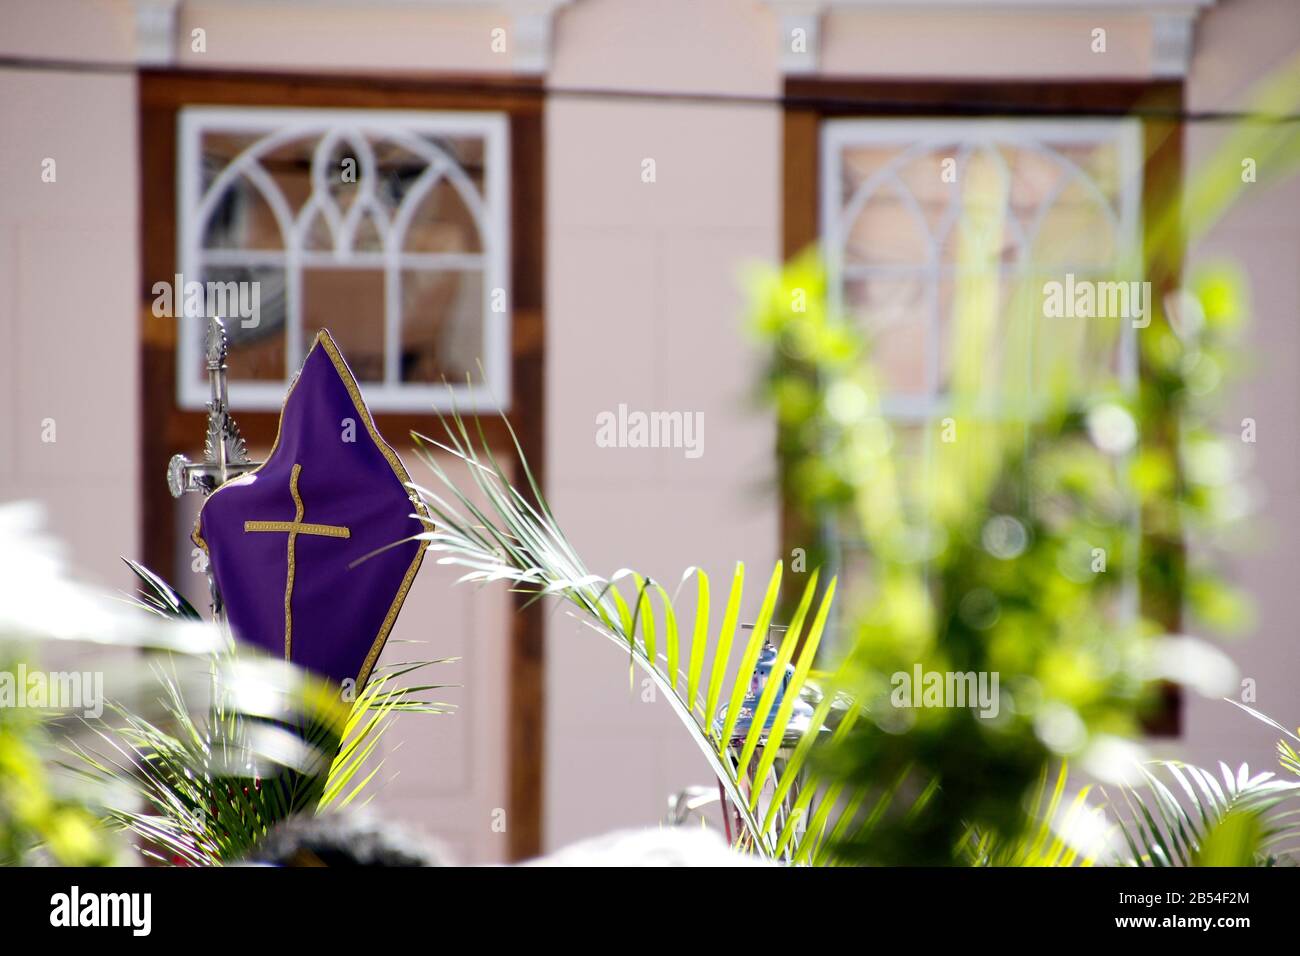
178, 108, 510, 411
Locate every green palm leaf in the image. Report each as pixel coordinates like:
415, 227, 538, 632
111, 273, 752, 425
410, 409, 845, 861
1109, 760, 1300, 866
67, 650, 450, 865
961, 764, 1112, 867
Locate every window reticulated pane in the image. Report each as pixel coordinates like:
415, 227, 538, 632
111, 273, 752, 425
824, 120, 1142, 423
178, 108, 510, 412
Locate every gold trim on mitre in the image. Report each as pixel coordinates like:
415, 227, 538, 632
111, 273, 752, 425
191, 329, 430, 689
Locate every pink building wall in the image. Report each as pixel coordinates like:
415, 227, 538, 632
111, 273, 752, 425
0, 0, 1296, 856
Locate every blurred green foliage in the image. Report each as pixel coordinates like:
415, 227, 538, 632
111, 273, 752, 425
0, 654, 116, 866
748, 167, 1262, 864
745, 52, 1300, 865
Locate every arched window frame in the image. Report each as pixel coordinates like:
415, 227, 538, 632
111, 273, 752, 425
177, 106, 511, 412
820, 117, 1144, 420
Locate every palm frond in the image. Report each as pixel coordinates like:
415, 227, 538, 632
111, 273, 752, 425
410, 409, 855, 862
1109, 760, 1300, 866
121, 558, 203, 621
1228, 700, 1300, 779
67, 653, 451, 865
961, 764, 1114, 867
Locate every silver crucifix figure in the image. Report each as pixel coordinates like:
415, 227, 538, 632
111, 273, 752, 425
167, 316, 262, 615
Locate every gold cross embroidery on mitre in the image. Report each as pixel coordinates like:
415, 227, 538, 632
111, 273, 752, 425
243, 462, 350, 660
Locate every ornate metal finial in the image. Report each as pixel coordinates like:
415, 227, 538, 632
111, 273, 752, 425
205, 313, 229, 368
206, 317, 230, 369
168, 316, 259, 498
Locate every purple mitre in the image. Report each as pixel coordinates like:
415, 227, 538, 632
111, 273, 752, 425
194, 330, 428, 687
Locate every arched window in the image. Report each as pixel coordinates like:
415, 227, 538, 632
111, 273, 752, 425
817, 117, 1146, 641
822, 119, 1143, 422
178, 107, 510, 411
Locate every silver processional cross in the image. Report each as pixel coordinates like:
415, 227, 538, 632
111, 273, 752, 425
166, 316, 262, 615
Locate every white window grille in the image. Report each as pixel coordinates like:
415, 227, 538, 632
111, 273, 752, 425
177, 107, 510, 412
821, 118, 1143, 421
819, 119, 1146, 626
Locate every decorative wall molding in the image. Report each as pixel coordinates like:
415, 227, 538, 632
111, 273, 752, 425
132, 0, 182, 66
508, 2, 566, 74
130, 0, 572, 72
1150, 9, 1200, 78
773, 2, 827, 75
761, 0, 1218, 79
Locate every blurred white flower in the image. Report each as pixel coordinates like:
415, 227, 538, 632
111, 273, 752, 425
1086, 403, 1137, 456
0, 501, 221, 655
1142, 634, 1239, 698
1080, 735, 1149, 786
1035, 701, 1087, 754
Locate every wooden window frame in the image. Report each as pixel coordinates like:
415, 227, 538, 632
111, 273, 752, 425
782, 78, 1185, 735
138, 69, 547, 857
